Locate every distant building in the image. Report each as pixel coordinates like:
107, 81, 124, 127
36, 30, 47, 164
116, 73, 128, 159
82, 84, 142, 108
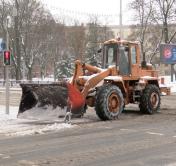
109, 25, 138, 39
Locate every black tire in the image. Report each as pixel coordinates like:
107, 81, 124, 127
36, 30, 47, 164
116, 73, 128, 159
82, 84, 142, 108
139, 84, 160, 114
95, 85, 124, 120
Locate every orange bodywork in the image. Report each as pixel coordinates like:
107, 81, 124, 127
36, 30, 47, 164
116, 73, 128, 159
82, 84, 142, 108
70, 60, 118, 98
68, 39, 162, 108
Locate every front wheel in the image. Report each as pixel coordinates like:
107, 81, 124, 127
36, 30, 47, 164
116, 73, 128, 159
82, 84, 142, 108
139, 84, 160, 114
95, 85, 124, 120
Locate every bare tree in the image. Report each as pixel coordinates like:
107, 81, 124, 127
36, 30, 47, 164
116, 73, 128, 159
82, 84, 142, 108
86, 17, 100, 61
86, 16, 114, 65
0, 0, 11, 38
34, 15, 55, 79
130, 0, 153, 58
49, 22, 69, 80
148, 0, 176, 64
18, 0, 51, 80
66, 22, 86, 61
154, 0, 176, 43
128, 0, 176, 64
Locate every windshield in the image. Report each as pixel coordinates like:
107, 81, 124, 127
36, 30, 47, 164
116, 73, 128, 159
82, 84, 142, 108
103, 44, 118, 67
103, 44, 130, 75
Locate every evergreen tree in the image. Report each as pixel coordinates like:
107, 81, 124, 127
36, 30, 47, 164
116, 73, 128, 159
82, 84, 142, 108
56, 54, 74, 79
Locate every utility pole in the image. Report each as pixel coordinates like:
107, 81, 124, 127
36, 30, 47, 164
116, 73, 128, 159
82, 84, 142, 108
119, 0, 123, 38
5, 17, 10, 114
14, 0, 21, 80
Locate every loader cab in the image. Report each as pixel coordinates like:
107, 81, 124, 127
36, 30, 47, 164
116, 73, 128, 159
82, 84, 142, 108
103, 43, 131, 76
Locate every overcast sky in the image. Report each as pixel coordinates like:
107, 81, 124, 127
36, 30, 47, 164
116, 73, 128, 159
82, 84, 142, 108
42, 0, 134, 25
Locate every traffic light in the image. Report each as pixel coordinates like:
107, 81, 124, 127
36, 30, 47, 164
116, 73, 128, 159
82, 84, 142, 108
3, 50, 11, 65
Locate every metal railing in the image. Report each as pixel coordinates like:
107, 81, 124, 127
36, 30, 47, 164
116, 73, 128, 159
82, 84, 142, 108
0, 80, 54, 87
0, 77, 69, 87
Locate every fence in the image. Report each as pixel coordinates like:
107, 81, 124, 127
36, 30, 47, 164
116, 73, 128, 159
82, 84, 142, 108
0, 80, 54, 87
0, 77, 69, 87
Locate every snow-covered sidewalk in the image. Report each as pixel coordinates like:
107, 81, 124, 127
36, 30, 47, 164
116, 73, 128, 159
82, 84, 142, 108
159, 76, 176, 93
0, 106, 73, 137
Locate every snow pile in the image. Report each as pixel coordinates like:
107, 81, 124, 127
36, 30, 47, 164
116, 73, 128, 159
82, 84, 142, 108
32, 77, 54, 82
0, 105, 74, 137
18, 106, 67, 120
159, 76, 176, 93
6, 123, 73, 137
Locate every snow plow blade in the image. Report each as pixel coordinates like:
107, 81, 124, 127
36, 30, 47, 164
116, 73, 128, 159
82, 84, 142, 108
18, 82, 85, 116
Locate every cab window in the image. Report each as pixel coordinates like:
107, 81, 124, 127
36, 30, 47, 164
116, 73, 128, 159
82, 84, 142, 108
119, 46, 130, 75
107, 47, 114, 64
104, 44, 118, 66
131, 46, 136, 64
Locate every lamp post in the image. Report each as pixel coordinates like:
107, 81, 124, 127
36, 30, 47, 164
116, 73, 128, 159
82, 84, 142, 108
119, 0, 123, 38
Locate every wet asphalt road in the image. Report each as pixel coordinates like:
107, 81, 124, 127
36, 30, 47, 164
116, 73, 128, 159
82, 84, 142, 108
0, 94, 176, 166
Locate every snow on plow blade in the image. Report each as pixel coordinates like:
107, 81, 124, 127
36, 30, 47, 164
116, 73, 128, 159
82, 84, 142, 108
18, 82, 85, 116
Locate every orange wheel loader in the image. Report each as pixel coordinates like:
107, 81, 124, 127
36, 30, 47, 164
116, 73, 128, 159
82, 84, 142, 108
18, 39, 163, 121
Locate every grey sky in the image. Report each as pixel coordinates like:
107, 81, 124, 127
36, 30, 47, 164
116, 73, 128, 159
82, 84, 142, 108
42, 0, 134, 25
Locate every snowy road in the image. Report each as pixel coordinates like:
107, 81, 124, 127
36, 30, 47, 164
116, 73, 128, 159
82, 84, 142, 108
0, 96, 176, 166
0, 92, 176, 166
0, 77, 175, 165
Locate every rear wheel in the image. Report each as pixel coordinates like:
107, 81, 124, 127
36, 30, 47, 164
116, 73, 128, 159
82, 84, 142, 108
139, 84, 160, 114
95, 85, 124, 120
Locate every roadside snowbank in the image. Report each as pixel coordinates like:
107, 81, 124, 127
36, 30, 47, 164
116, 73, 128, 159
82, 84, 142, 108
159, 76, 176, 93
0, 106, 73, 137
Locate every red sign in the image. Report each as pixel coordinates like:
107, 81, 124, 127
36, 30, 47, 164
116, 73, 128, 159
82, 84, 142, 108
164, 48, 172, 59
160, 44, 176, 64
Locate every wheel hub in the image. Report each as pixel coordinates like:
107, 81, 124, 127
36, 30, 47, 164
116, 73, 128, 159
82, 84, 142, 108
150, 92, 159, 109
108, 93, 120, 113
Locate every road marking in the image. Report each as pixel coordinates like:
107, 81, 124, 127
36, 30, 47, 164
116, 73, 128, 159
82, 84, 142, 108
18, 160, 37, 165
0, 153, 11, 159
166, 162, 176, 166
146, 131, 164, 136
120, 129, 136, 132
2, 155, 10, 159
173, 136, 176, 138
105, 127, 112, 129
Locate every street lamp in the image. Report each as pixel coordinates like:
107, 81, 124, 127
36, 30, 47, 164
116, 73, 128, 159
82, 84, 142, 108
119, 0, 123, 38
